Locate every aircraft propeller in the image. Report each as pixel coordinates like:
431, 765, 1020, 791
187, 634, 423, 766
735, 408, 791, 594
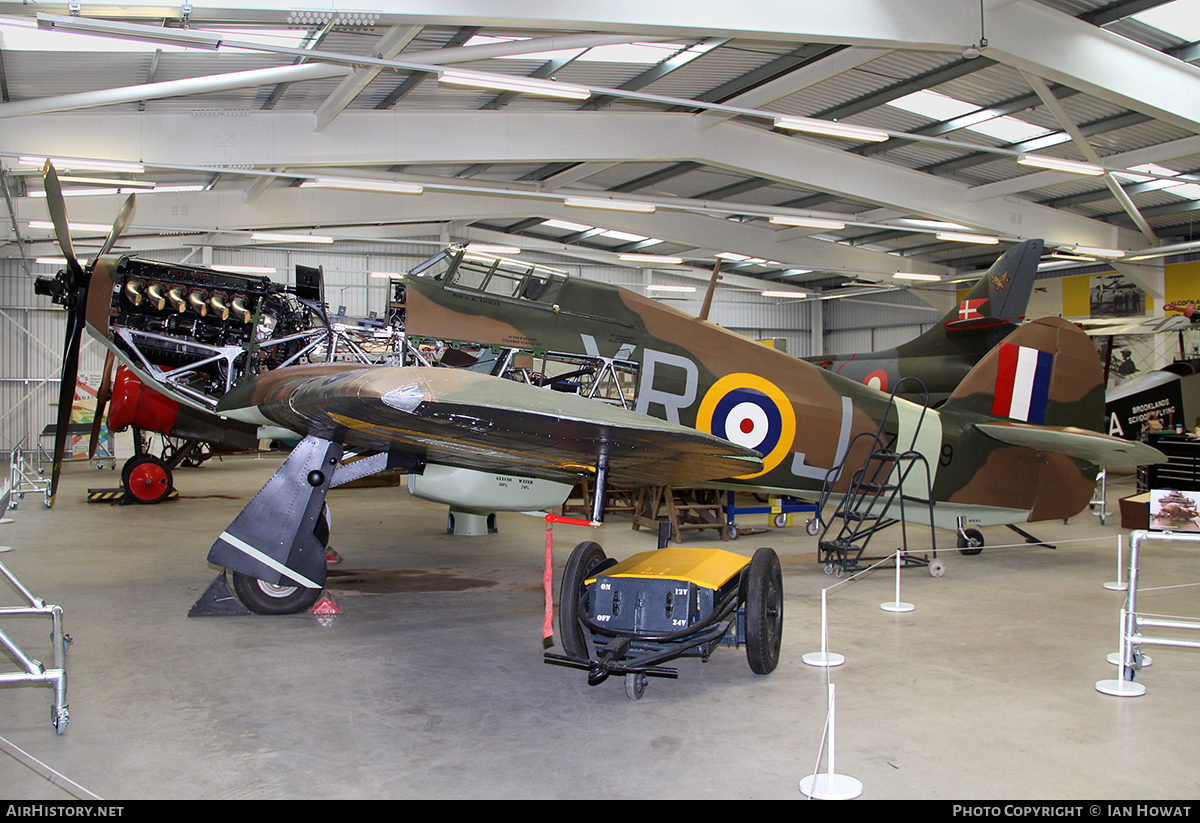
88, 350, 116, 461
33, 162, 135, 505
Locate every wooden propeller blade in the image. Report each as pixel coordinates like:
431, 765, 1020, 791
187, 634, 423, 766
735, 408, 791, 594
89, 350, 115, 460
41, 161, 85, 286
97, 194, 136, 258
49, 308, 85, 507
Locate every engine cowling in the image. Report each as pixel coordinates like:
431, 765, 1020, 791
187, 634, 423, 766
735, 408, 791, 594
107, 366, 180, 434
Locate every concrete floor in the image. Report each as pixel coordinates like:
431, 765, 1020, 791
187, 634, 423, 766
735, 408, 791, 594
0, 455, 1197, 800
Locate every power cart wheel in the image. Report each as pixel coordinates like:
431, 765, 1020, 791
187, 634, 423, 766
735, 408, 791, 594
560, 541, 607, 661
624, 673, 647, 700
229, 570, 322, 615
744, 547, 783, 675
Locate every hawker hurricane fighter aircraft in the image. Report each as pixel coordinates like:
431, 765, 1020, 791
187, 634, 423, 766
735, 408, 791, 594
803, 238, 1043, 401
38, 164, 1160, 614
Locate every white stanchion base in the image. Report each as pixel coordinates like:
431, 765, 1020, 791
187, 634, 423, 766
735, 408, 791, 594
1103, 582, 1128, 591
802, 651, 845, 667
0, 546, 9, 553
1107, 652, 1151, 667
800, 772, 863, 800
0, 517, 12, 525
880, 601, 914, 613
1096, 678, 1146, 697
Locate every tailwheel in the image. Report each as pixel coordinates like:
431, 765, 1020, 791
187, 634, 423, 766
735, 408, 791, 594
122, 454, 172, 504
229, 570, 322, 615
958, 528, 984, 556
744, 547, 783, 675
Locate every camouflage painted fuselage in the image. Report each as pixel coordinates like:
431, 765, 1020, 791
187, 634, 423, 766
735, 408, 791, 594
403, 249, 1106, 529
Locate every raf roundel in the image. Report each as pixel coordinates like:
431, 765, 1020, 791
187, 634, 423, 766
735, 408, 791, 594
697, 373, 796, 479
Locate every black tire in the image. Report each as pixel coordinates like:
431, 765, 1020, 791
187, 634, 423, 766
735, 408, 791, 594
230, 570, 323, 615
958, 527, 984, 556
745, 547, 783, 675
123, 454, 172, 504
559, 540, 607, 661
624, 673, 647, 700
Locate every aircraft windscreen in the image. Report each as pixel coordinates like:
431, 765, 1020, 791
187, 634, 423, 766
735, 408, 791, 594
443, 250, 566, 303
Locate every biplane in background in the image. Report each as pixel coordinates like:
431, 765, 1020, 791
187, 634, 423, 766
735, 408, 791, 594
36, 163, 1161, 616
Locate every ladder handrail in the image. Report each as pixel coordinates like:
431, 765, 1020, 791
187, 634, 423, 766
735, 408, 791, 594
813, 377, 939, 572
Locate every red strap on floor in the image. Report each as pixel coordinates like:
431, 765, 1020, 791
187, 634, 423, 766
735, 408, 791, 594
542, 514, 599, 639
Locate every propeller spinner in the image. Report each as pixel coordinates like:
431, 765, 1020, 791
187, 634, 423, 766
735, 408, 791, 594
33, 162, 135, 506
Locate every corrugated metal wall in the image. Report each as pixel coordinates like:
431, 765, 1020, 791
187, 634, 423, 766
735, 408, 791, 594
823, 291, 941, 356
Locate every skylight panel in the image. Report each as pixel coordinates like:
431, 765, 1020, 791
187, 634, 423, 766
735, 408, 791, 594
887, 88, 1053, 144
888, 90, 977, 121
1133, 1, 1200, 42
541, 219, 594, 232
464, 34, 684, 63
966, 115, 1053, 143
600, 229, 652, 242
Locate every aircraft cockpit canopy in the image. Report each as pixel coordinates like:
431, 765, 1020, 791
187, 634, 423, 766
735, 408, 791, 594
413, 246, 568, 306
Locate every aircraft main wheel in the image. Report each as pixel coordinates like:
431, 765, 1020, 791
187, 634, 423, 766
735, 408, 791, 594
744, 547, 783, 675
123, 454, 172, 504
229, 570, 322, 615
625, 672, 647, 701
560, 541, 607, 661
958, 528, 984, 556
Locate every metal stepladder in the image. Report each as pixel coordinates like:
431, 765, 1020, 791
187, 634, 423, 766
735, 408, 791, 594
814, 379, 941, 578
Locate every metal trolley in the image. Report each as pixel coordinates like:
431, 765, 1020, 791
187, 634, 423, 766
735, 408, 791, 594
545, 542, 783, 699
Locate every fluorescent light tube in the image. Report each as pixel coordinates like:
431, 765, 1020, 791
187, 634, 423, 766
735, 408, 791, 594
564, 197, 655, 213
774, 116, 888, 143
762, 290, 807, 298
300, 177, 423, 195
1017, 155, 1103, 175
769, 215, 846, 230
28, 220, 112, 232
37, 13, 221, 50
464, 244, 520, 254
439, 69, 591, 100
251, 233, 334, 244
619, 254, 684, 264
1070, 246, 1125, 257
646, 284, 696, 292
935, 232, 999, 244
892, 272, 942, 281
21, 156, 144, 174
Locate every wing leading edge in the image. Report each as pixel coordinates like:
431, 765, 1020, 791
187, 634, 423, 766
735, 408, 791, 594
217, 364, 763, 485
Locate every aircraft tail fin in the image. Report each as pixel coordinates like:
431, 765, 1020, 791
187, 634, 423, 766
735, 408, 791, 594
899, 238, 1042, 357
941, 315, 1105, 431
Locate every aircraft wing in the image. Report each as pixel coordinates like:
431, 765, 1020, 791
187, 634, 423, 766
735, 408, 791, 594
217, 364, 763, 486
974, 421, 1165, 466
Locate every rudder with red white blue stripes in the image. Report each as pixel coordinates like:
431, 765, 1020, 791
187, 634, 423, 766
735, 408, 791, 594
992, 343, 1054, 424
